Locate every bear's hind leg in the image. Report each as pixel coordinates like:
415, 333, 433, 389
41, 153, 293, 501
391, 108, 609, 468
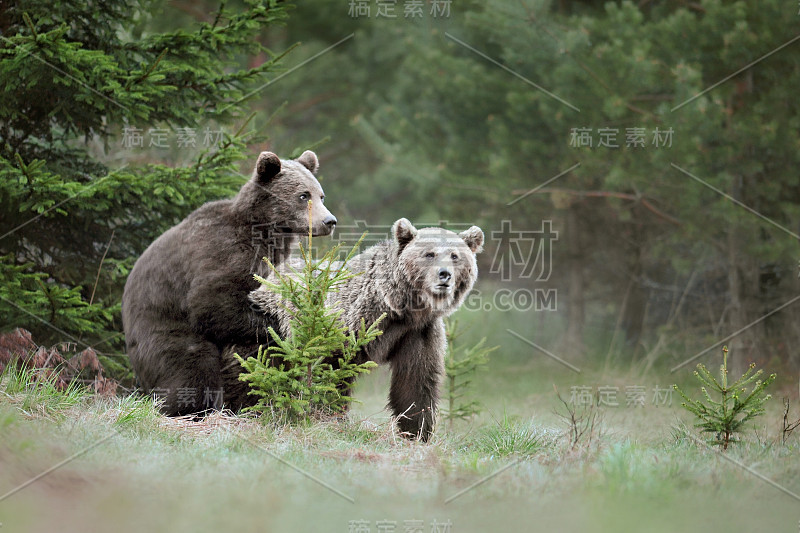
147, 334, 224, 417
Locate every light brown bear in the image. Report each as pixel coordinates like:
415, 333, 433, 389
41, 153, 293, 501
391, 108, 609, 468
247, 218, 484, 441
122, 150, 336, 415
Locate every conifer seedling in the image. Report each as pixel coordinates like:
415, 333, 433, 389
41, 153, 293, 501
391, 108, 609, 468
674, 346, 776, 450
443, 318, 496, 430
236, 203, 382, 420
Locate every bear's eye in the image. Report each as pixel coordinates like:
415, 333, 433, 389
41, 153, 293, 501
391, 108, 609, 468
451, 253, 459, 261
424, 252, 435, 259
320, 195, 325, 203
299, 193, 309, 202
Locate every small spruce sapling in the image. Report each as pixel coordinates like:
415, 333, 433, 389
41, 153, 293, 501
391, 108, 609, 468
443, 318, 496, 430
674, 346, 776, 450
235, 202, 382, 421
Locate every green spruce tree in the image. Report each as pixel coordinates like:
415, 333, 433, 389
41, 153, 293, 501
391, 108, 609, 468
443, 318, 496, 430
0, 0, 292, 376
674, 346, 776, 450
236, 206, 382, 421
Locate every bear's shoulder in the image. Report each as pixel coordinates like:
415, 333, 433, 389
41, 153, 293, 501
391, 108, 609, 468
185, 198, 235, 224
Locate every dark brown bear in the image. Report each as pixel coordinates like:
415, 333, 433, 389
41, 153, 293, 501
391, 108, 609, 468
247, 218, 484, 441
122, 150, 336, 415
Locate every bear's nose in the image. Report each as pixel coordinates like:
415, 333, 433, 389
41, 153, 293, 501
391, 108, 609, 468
438, 268, 452, 283
323, 214, 337, 228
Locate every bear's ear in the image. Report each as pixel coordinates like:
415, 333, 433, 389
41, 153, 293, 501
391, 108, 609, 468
392, 218, 418, 250
296, 150, 319, 175
459, 226, 484, 253
255, 152, 282, 183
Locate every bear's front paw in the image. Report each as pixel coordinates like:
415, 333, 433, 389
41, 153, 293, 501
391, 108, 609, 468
396, 406, 435, 442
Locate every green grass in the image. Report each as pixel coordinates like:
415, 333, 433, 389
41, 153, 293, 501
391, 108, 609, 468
1, 356, 799, 533
1, 364, 88, 417
469, 413, 553, 457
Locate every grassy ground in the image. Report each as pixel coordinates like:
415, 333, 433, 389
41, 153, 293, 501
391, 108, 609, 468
1, 353, 799, 533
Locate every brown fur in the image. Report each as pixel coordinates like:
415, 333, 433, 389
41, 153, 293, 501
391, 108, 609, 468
247, 218, 484, 440
122, 150, 336, 415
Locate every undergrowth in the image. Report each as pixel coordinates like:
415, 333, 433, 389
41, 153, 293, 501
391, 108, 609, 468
0, 364, 88, 416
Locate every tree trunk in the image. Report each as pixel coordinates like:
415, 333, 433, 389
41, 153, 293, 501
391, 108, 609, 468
726, 175, 758, 376
623, 215, 647, 353
563, 203, 586, 357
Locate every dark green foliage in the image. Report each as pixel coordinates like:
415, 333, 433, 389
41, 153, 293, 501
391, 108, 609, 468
674, 346, 776, 450
0, 0, 291, 375
3, 0, 799, 393
268, 0, 800, 367
443, 318, 496, 429
236, 224, 382, 420
0, 255, 112, 335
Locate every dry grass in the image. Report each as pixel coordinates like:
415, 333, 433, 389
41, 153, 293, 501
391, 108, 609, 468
156, 410, 260, 436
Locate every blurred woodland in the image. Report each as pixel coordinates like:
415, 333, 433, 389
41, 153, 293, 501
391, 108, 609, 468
1, 0, 798, 381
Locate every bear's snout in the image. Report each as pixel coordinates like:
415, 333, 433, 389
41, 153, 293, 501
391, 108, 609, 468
437, 267, 452, 284
311, 209, 337, 236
